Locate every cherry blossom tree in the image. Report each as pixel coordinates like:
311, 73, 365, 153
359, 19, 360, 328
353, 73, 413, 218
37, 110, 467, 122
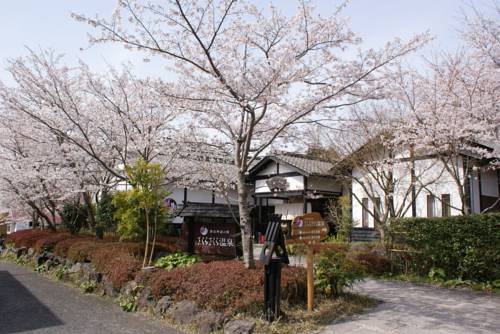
0, 104, 96, 230
73, 0, 428, 267
0, 49, 188, 233
306, 106, 447, 241
389, 50, 499, 214
0, 49, 183, 184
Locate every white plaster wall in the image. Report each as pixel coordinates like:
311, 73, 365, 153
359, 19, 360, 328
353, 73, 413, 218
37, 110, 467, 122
351, 155, 468, 227
351, 167, 375, 228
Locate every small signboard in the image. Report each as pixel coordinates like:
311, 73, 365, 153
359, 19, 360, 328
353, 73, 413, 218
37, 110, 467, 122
290, 212, 329, 244
192, 222, 237, 257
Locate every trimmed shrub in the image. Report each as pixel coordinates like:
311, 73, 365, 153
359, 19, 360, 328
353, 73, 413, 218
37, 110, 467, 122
388, 213, 500, 282
315, 248, 364, 297
91, 243, 141, 289
66, 240, 100, 262
33, 233, 75, 253
53, 236, 92, 258
348, 243, 391, 275
138, 261, 306, 315
5, 229, 54, 248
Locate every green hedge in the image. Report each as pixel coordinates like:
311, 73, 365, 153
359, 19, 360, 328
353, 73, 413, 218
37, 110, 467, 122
388, 213, 500, 282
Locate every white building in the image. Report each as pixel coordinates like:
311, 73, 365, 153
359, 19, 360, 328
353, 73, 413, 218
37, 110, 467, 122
348, 142, 500, 240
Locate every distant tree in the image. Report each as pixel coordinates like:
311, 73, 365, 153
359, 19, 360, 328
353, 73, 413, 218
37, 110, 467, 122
60, 198, 89, 235
96, 192, 118, 233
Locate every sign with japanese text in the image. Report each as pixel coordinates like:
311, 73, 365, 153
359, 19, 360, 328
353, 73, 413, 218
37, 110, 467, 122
290, 212, 329, 244
193, 222, 237, 256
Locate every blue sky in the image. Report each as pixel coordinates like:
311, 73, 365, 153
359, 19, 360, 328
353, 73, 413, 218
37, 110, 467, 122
0, 0, 492, 83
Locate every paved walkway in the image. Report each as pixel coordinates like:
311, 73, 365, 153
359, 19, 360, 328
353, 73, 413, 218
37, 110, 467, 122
0, 262, 183, 334
321, 279, 500, 334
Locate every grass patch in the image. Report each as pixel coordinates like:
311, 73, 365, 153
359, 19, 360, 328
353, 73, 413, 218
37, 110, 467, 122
378, 274, 500, 293
253, 293, 377, 334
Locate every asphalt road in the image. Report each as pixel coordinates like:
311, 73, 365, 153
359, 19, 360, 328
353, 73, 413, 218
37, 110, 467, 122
0, 262, 183, 334
320, 278, 500, 334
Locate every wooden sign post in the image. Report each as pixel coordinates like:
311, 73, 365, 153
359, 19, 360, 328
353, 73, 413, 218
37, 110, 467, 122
290, 212, 329, 312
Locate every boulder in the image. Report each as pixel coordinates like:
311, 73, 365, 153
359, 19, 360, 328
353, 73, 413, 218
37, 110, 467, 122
102, 277, 117, 298
170, 300, 200, 324
44, 259, 55, 271
35, 254, 49, 266
68, 262, 82, 275
136, 287, 155, 312
195, 311, 225, 334
121, 281, 140, 298
223, 320, 256, 334
154, 295, 172, 316
16, 247, 28, 258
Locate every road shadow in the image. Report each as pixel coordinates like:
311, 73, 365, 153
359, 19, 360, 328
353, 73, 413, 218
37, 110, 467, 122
0, 270, 64, 333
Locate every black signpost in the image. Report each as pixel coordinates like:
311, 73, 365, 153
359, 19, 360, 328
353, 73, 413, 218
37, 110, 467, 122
259, 214, 289, 322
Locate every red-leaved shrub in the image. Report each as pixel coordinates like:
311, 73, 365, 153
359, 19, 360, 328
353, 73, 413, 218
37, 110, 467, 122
5, 229, 54, 248
138, 261, 306, 315
91, 244, 142, 289
33, 233, 75, 253
52, 236, 92, 258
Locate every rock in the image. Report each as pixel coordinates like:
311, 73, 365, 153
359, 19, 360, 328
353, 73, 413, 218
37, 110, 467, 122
68, 263, 82, 274
154, 295, 172, 316
136, 287, 155, 312
223, 320, 256, 334
121, 281, 140, 297
195, 311, 225, 334
79, 263, 100, 282
170, 301, 200, 324
102, 277, 117, 298
35, 254, 49, 266
44, 259, 55, 271
16, 247, 28, 258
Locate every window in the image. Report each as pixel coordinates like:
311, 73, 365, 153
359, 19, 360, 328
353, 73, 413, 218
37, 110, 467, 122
427, 194, 436, 217
441, 194, 451, 217
362, 198, 369, 228
373, 197, 381, 223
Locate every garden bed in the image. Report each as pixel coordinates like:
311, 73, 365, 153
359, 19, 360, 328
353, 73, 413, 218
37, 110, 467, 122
2, 229, 376, 333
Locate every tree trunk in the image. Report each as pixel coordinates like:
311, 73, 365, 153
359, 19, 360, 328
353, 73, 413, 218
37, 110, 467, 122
83, 192, 97, 229
237, 172, 255, 269
143, 208, 150, 268
148, 210, 158, 267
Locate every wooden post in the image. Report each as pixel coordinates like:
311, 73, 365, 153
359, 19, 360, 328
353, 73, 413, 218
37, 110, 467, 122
306, 246, 314, 312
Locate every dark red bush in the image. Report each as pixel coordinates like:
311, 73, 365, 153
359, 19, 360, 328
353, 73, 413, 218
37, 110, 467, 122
33, 233, 75, 253
5, 229, 54, 248
138, 261, 306, 315
91, 243, 142, 289
52, 236, 92, 258
348, 245, 391, 275
66, 240, 100, 262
